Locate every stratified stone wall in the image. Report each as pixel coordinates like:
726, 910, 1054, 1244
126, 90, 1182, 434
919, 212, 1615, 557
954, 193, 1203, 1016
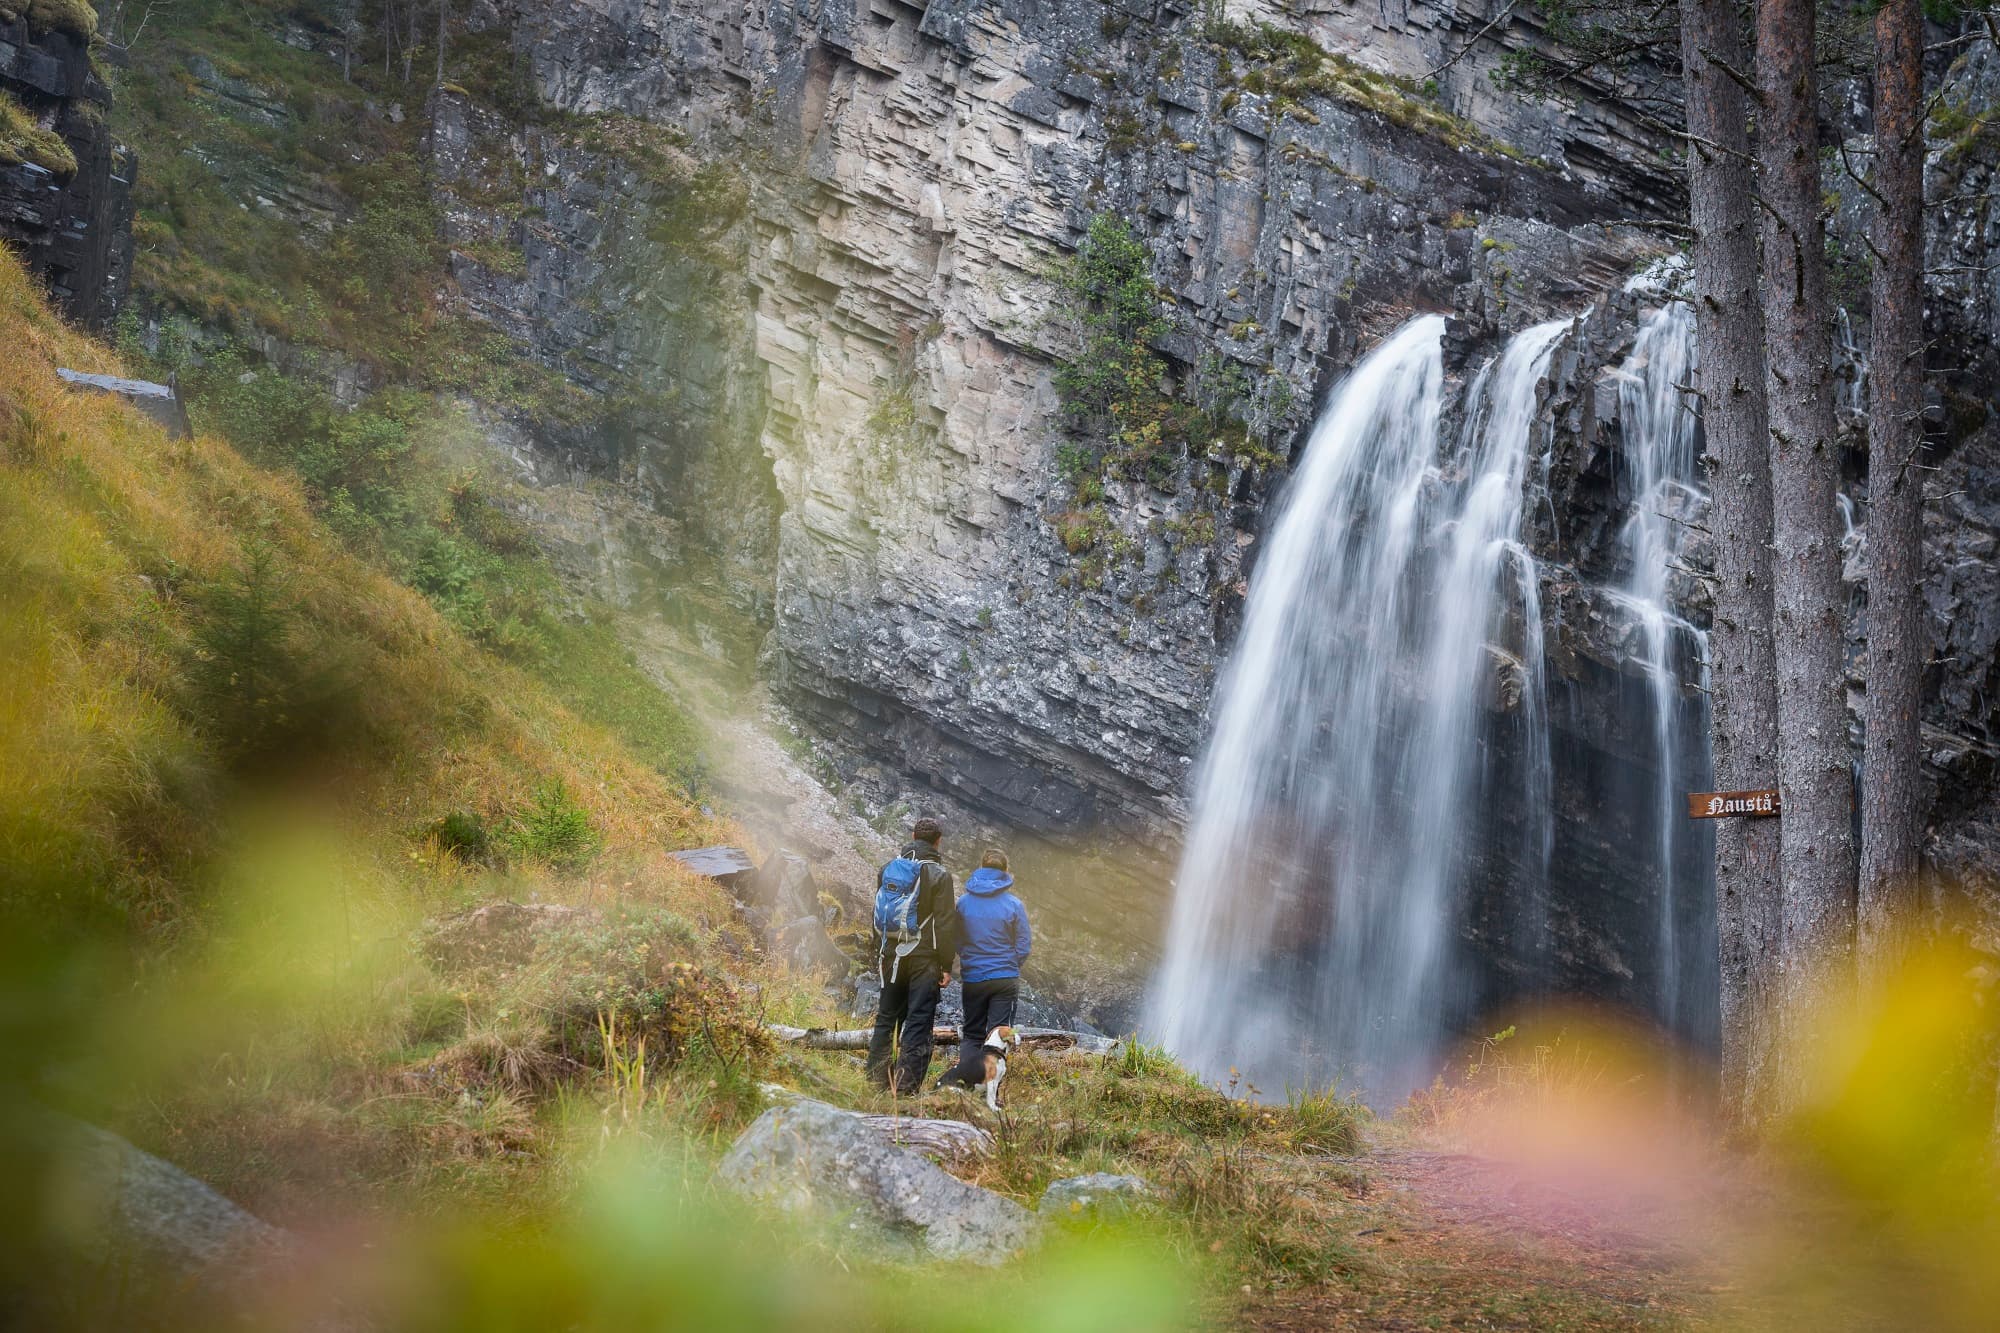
1, 17, 133, 328
491, 0, 1674, 842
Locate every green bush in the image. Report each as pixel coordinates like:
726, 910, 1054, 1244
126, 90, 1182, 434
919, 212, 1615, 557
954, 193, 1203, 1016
427, 810, 490, 861
505, 780, 602, 871
188, 544, 313, 757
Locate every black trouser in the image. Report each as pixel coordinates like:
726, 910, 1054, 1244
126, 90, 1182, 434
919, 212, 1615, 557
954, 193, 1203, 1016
865, 953, 942, 1093
939, 976, 1020, 1088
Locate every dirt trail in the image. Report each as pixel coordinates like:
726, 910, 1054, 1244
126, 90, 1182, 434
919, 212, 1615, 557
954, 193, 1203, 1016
1240, 1147, 1724, 1330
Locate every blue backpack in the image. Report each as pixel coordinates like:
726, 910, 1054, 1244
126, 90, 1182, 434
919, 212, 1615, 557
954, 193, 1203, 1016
873, 856, 929, 942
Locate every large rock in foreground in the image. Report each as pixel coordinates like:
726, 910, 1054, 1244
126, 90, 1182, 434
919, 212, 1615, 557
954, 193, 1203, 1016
21, 1116, 294, 1323
718, 1097, 1035, 1264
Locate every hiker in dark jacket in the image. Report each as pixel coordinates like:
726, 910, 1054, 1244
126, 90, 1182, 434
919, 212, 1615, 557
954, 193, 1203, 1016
865, 817, 960, 1093
938, 847, 1032, 1091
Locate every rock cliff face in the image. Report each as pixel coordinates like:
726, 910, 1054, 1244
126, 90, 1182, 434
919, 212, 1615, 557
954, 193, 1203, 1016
425, 86, 779, 636
1, 14, 133, 328
484, 0, 1674, 843
422, 0, 2000, 1023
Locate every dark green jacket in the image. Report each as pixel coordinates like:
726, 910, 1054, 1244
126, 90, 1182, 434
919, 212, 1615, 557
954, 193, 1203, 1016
872, 839, 959, 968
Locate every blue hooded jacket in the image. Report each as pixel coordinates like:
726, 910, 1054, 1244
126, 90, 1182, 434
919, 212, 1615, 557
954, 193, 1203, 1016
955, 868, 1031, 984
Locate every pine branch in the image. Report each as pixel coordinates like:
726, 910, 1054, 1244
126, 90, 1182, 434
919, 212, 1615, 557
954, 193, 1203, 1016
1700, 47, 1767, 107
1837, 137, 1886, 208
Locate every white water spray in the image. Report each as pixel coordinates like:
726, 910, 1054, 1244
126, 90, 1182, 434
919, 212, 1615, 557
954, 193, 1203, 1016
1609, 299, 1712, 1032
1148, 316, 1569, 1099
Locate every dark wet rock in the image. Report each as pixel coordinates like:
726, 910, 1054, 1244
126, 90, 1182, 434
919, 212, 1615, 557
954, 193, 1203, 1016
1, 17, 134, 328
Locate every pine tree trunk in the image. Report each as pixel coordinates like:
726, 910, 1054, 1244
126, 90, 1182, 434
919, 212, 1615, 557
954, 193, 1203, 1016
1679, 0, 1782, 1117
1860, 0, 1926, 984
1755, 0, 1858, 1061
436, 0, 448, 89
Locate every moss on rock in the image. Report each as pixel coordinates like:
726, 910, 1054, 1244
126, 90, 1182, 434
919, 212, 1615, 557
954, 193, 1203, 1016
0, 88, 77, 175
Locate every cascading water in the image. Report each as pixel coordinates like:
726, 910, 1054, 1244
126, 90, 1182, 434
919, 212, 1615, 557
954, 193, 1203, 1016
1607, 298, 1716, 1038
1148, 316, 1568, 1100
1834, 307, 1870, 420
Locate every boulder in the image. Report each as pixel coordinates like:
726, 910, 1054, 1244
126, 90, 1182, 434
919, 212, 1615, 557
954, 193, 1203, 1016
1037, 1173, 1157, 1223
55, 369, 192, 438
670, 845, 758, 888
751, 852, 821, 923
425, 899, 589, 970
31, 1117, 294, 1315
718, 1096, 1035, 1263
773, 913, 850, 977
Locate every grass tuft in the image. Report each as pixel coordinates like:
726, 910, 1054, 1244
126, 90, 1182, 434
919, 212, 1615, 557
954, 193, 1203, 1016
0, 88, 77, 175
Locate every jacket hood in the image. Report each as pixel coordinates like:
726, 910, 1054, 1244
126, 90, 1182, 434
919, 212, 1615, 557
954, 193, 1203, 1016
964, 867, 1014, 895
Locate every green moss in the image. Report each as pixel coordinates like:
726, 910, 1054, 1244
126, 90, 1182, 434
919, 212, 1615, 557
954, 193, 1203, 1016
457, 236, 528, 277
0, 0, 98, 41
865, 384, 918, 440
1204, 17, 1525, 160
1932, 92, 2000, 191
0, 89, 75, 175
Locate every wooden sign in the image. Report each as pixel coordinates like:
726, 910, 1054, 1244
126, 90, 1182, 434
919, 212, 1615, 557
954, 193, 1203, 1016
1686, 789, 1781, 819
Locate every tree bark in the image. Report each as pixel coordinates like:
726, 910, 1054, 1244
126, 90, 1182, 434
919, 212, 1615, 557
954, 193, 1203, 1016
435, 0, 448, 89
1859, 0, 1926, 986
1756, 0, 1858, 1061
1678, 0, 1782, 1119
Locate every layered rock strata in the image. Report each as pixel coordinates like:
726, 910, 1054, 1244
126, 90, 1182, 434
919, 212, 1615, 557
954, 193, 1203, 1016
1, 13, 133, 328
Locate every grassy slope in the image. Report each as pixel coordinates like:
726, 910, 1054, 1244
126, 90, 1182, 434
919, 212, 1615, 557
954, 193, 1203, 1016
98, 0, 745, 792
0, 240, 749, 1197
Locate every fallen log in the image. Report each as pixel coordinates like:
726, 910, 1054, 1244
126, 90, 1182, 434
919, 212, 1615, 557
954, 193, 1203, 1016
755, 1084, 995, 1161
1013, 1026, 1123, 1057
767, 1024, 955, 1050
767, 1024, 1120, 1056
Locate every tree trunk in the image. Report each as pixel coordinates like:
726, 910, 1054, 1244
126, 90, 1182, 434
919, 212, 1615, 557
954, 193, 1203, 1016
1756, 0, 1858, 1065
1859, 0, 1926, 986
435, 0, 448, 89
1678, 0, 1782, 1119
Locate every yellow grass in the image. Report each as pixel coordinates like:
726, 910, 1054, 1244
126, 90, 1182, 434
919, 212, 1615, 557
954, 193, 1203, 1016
1, 243, 737, 936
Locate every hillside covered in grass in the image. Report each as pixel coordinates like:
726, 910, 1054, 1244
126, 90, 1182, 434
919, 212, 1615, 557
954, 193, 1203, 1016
0, 235, 761, 1246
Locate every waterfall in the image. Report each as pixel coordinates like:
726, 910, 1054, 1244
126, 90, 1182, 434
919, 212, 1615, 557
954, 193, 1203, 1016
1834, 307, 1869, 420
1608, 299, 1714, 1037
1148, 315, 1568, 1100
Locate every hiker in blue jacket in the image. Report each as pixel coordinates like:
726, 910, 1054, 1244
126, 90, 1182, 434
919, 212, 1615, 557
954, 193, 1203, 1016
937, 848, 1032, 1090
